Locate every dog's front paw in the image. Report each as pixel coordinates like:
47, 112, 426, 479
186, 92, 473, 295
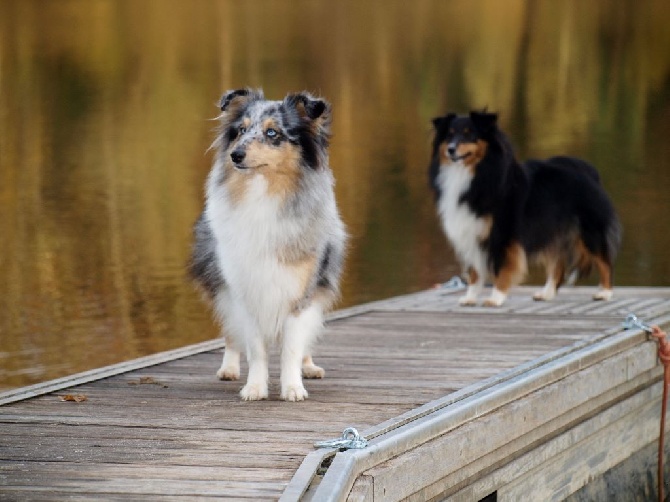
458, 295, 478, 306
216, 366, 240, 381
302, 363, 325, 379
240, 383, 268, 401
533, 284, 556, 301
281, 384, 308, 402
483, 288, 507, 307
217, 348, 241, 380
593, 289, 613, 301
532, 291, 555, 302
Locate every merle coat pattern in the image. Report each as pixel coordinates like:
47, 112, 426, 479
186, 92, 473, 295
190, 89, 346, 401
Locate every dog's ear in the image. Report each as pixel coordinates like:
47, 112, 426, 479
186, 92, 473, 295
470, 111, 498, 135
285, 92, 331, 122
219, 88, 263, 112
283, 92, 332, 168
432, 113, 456, 131
284, 92, 332, 143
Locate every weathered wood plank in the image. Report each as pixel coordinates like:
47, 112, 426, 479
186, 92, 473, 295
499, 401, 663, 501
1, 286, 669, 501
0, 463, 294, 483
0, 480, 284, 498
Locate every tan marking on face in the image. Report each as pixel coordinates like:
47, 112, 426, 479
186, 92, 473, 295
439, 142, 452, 166
494, 242, 527, 293
243, 141, 303, 201
460, 139, 488, 168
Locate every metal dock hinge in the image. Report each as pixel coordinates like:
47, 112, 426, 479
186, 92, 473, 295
623, 313, 654, 333
314, 427, 368, 450
441, 276, 467, 289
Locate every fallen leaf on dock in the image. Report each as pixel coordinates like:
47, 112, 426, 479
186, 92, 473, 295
59, 394, 87, 403
127, 376, 168, 388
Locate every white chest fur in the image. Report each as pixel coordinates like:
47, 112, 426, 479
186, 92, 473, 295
436, 163, 489, 271
206, 173, 308, 337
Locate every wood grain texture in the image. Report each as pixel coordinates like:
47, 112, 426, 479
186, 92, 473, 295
1, 286, 669, 500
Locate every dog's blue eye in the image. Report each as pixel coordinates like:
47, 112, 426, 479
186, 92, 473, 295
239, 126, 247, 134
266, 128, 278, 138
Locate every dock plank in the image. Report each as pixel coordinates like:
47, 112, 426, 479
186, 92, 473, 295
2, 286, 670, 500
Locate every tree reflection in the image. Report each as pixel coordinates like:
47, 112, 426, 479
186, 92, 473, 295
0, 0, 668, 388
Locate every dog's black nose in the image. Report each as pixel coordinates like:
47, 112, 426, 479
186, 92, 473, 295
230, 149, 246, 165
447, 144, 457, 157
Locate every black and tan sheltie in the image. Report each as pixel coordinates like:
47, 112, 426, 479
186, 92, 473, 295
429, 111, 621, 307
190, 89, 346, 401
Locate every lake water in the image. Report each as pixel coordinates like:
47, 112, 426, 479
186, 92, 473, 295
1, 0, 669, 390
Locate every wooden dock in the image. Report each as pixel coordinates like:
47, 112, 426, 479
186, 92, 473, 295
2, 285, 670, 501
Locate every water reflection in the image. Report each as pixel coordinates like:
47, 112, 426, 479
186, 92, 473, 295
1, 0, 669, 389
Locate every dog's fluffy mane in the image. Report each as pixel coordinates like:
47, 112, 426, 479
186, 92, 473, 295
429, 112, 527, 274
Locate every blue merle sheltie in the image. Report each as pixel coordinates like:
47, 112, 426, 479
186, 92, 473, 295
429, 111, 621, 307
190, 89, 346, 401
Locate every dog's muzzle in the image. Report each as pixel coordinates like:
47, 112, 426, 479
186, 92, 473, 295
447, 143, 471, 162
230, 149, 247, 168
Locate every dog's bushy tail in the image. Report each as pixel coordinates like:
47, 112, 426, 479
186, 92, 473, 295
563, 211, 622, 286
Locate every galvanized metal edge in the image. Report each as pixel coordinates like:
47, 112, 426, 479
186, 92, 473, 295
307, 314, 670, 501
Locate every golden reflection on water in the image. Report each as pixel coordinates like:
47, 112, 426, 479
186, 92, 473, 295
1, 0, 669, 389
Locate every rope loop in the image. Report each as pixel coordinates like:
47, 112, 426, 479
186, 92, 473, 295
651, 326, 670, 381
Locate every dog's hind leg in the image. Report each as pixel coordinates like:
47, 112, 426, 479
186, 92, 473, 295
533, 254, 564, 301
302, 354, 325, 379
593, 255, 614, 301
460, 266, 484, 306
281, 303, 324, 401
485, 243, 527, 307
